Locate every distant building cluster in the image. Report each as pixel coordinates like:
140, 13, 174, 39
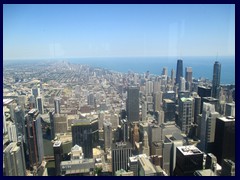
3, 59, 235, 176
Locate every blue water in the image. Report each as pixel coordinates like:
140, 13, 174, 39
67, 56, 235, 84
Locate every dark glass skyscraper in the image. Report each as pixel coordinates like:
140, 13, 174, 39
25, 109, 44, 170
176, 59, 183, 85
53, 141, 63, 176
212, 61, 221, 99
71, 118, 98, 158
126, 86, 139, 122
213, 116, 235, 165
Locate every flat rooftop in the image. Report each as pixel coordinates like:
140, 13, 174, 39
177, 145, 202, 156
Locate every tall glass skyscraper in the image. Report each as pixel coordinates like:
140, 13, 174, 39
212, 61, 221, 99
126, 86, 139, 122
176, 59, 183, 85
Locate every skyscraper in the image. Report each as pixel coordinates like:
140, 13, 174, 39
25, 109, 44, 170
54, 97, 61, 114
179, 77, 186, 92
126, 86, 139, 122
174, 145, 203, 176
178, 97, 194, 135
3, 142, 26, 176
162, 67, 168, 76
212, 61, 221, 99
14, 106, 25, 139
199, 103, 219, 153
185, 67, 193, 83
213, 116, 235, 164
185, 67, 192, 91
176, 59, 183, 85
36, 96, 44, 114
71, 118, 98, 158
103, 121, 112, 152
49, 110, 55, 140
112, 142, 132, 175
53, 141, 63, 176
171, 69, 175, 86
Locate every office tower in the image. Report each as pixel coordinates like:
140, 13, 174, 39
193, 96, 201, 123
185, 67, 192, 90
141, 131, 150, 156
149, 124, 161, 145
162, 133, 185, 175
212, 61, 221, 99
53, 141, 63, 176
213, 116, 235, 164
14, 106, 25, 139
174, 145, 203, 176
199, 103, 219, 153
71, 118, 98, 158
171, 69, 175, 85
221, 159, 235, 176
153, 81, 161, 94
87, 93, 95, 107
176, 59, 183, 85
162, 67, 168, 76
157, 110, 164, 125
36, 96, 44, 114
178, 97, 194, 135
179, 77, 186, 92
225, 103, 235, 117
146, 80, 154, 95
49, 110, 55, 139
141, 101, 147, 121
25, 109, 44, 169
163, 91, 176, 102
126, 86, 139, 122
103, 121, 112, 152
54, 97, 61, 114
202, 97, 219, 113
3, 142, 26, 176
7, 122, 17, 142
198, 86, 212, 98
153, 92, 162, 113
112, 142, 132, 174
120, 119, 128, 142
31, 87, 40, 98
163, 99, 175, 122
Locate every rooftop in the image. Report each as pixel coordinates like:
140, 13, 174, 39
53, 141, 62, 147
178, 145, 202, 156
3, 99, 13, 105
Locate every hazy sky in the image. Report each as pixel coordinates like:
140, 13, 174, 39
3, 4, 235, 59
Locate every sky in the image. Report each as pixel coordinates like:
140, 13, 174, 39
3, 4, 235, 60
